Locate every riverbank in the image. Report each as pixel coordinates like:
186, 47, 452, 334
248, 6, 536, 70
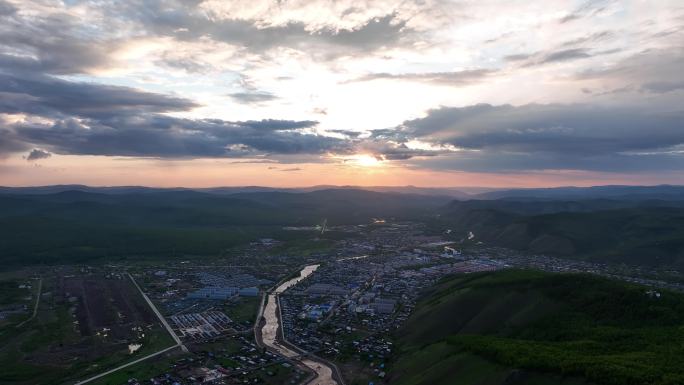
256, 264, 344, 385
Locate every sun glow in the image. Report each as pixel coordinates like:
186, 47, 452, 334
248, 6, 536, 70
344, 154, 384, 167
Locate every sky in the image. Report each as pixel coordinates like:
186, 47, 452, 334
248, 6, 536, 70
1, 0, 683, 188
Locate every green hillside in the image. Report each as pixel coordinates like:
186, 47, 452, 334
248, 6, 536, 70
434, 204, 684, 267
391, 270, 684, 385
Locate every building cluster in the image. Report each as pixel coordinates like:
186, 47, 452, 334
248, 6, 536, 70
171, 311, 233, 340
125, 335, 304, 385
268, 223, 508, 384
185, 273, 268, 300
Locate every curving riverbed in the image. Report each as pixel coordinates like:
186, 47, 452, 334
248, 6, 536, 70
260, 264, 339, 385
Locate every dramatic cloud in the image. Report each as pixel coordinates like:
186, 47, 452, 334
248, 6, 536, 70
114, 3, 424, 59
1, 0, 683, 186
578, 48, 684, 97
0, 73, 197, 119
25, 148, 51, 161
395, 104, 684, 172
7, 116, 340, 159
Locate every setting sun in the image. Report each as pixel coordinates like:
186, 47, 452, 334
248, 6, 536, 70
344, 154, 384, 167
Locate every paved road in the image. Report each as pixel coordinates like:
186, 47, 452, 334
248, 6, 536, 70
127, 273, 188, 352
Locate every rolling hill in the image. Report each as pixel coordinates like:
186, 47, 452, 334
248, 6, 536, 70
475, 185, 684, 201
391, 269, 684, 385
0, 188, 449, 266
434, 201, 684, 268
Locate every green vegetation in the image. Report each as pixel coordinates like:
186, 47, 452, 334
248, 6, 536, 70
0, 280, 31, 305
0, 189, 443, 267
434, 202, 684, 268
89, 352, 187, 385
0, 274, 175, 385
391, 269, 684, 385
223, 297, 261, 325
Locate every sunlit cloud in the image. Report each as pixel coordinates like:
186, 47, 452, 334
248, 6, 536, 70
1, 0, 683, 187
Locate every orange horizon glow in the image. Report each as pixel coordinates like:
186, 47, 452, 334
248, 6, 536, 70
3, 154, 684, 189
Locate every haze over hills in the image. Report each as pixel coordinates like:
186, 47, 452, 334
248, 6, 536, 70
4, 184, 684, 201
436, 201, 684, 268
3, 185, 684, 268
0, 188, 451, 266
0, 184, 473, 198
475, 185, 684, 201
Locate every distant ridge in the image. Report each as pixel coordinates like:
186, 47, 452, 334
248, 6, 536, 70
0, 184, 471, 198
475, 185, 684, 200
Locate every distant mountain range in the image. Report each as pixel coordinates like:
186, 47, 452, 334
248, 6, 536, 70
3, 184, 684, 267
475, 184, 684, 200
0, 184, 473, 198
3, 184, 684, 201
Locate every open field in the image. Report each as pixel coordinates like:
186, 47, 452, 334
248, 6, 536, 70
223, 296, 261, 326
0, 271, 174, 385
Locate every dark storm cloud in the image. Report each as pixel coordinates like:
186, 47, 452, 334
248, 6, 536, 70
228, 91, 279, 104
26, 148, 51, 161
351, 69, 495, 86
395, 103, 684, 172
8, 115, 339, 159
0, 48, 339, 159
0, 73, 197, 119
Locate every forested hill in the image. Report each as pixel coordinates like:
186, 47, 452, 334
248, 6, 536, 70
391, 269, 684, 385
0, 189, 449, 266
433, 200, 684, 268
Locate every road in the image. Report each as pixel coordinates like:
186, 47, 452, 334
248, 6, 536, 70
127, 273, 188, 352
259, 265, 341, 385
73, 274, 186, 384
73, 344, 180, 385
16, 277, 42, 328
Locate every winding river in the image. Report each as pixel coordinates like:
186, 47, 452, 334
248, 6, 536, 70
260, 264, 339, 385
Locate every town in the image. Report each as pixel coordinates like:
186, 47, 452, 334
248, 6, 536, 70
2, 220, 683, 385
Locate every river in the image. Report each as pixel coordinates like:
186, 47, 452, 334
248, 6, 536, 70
260, 264, 339, 385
